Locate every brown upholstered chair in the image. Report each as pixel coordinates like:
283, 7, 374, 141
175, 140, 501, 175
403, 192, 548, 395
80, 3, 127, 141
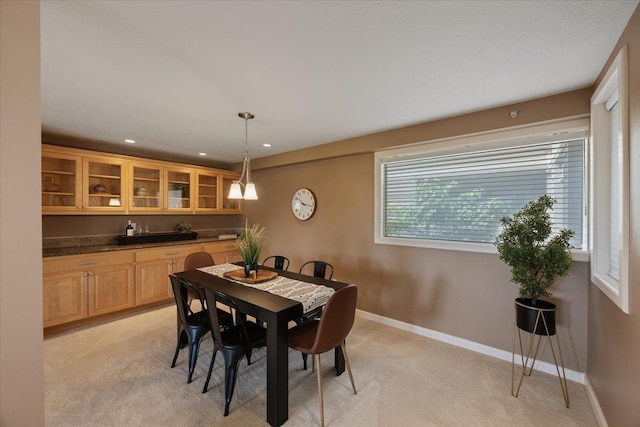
288, 285, 358, 426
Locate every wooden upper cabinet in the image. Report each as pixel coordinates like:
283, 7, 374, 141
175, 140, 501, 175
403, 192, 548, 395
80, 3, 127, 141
195, 170, 219, 212
165, 167, 193, 212
41, 144, 240, 215
42, 150, 82, 212
129, 161, 163, 212
83, 156, 126, 212
220, 174, 242, 213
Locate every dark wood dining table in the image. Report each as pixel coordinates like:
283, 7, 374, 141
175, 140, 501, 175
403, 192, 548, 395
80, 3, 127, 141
175, 265, 348, 426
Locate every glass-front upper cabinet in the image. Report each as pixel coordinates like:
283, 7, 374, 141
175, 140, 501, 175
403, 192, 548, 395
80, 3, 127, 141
220, 174, 242, 213
195, 171, 219, 212
42, 151, 82, 212
165, 167, 193, 211
82, 156, 126, 212
129, 162, 162, 212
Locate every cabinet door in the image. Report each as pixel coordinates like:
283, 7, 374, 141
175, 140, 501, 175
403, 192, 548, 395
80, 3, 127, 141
195, 171, 219, 212
83, 156, 126, 211
42, 151, 82, 213
43, 271, 88, 327
165, 167, 193, 211
88, 264, 135, 316
204, 241, 241, 265
129, 161, 162, 212
220, 174, 242, 213
135, 259, 174, 305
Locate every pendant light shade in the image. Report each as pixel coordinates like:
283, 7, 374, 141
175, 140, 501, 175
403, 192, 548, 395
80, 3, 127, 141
228, 112, 258, 200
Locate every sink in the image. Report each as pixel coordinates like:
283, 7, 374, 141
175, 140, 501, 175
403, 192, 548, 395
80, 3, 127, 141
116, 231, 198, 245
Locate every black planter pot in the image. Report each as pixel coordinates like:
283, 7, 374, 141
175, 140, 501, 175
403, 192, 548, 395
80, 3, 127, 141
244, 263, 259, 277
515, 298, 556, 336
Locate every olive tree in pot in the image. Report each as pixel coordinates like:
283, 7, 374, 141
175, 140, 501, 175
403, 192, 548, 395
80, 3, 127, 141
237, 221, 267, 277
494, 195, 574, 335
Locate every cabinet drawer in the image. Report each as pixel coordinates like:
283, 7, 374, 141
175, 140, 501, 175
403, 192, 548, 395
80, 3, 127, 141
203, 241, 238, 253
135, 243, 203, 263
44, 251, 135, 274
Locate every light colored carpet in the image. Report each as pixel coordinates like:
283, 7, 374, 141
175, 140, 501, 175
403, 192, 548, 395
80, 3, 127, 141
44, 305, 597, 426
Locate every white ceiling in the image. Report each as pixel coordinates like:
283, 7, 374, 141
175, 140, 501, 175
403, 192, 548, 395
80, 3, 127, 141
41, 1, 638, 165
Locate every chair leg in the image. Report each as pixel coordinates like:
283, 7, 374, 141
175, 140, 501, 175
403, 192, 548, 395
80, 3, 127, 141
202, 349, 218, 393
171, 340, 181, 368
302, 352, 308, 370
246, 349, 253, 365
315, 354, 324, 427
341, 342, 357, 395
223, 352, 243, 416
187, 339, 202, 384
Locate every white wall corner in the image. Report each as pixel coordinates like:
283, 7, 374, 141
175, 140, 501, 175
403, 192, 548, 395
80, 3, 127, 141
584, 376, 609, 427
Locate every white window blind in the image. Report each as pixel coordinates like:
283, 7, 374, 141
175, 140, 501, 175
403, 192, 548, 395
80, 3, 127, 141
608, 95, 621, 280
381, 135, 585, 249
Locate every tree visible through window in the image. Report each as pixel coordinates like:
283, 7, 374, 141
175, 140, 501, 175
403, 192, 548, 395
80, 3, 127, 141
380, 136, 585, 249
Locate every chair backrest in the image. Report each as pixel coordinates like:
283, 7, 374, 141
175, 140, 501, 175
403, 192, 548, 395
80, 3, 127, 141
263, 255, 290, 271
184, 251, 215, 271
202, 286, 245, 346
299, 261, 334, 280
170, 275, 203, 324
311, 285, 357, 354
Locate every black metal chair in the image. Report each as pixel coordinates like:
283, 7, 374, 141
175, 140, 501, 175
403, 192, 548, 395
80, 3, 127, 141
288, 285, 358, 427
170, 275, 232, 383
184, 251, 215, 309
262, 255, 290, 271
201, 286, 267, 416
299, 260, 334, 280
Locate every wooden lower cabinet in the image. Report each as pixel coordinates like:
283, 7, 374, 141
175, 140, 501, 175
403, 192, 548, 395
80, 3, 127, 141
134, 243, 202, 305
43, 241, 241, 328
43, 251, 135, 328
204, 241, 241, 265
135, 260, 173, 305
88, 264, 135, 316
43, 270, 88, 328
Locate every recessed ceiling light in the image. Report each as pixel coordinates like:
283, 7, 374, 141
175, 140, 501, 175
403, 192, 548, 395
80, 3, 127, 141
125, 139, 135, 144
263, 143, 271, 147
198, 152, 207, 156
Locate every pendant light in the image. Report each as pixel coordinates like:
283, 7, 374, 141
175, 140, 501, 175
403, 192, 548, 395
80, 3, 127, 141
228, 112, 258, 200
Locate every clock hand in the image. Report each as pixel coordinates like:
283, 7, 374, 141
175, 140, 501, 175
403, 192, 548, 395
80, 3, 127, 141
299, 200, 314, 207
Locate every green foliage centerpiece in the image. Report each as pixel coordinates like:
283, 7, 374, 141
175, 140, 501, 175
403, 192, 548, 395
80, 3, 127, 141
494, 195, 574, 335
237, 221, 268, 277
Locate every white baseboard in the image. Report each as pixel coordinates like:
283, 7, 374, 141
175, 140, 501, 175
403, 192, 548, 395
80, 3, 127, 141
584, 376, 608, 427
355, 309, 585, 384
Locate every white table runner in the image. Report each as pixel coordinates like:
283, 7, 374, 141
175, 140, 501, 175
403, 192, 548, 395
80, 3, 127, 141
198, 264, 335, 313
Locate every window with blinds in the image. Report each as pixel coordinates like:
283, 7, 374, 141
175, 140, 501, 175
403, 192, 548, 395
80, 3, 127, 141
379, 132, 586, 250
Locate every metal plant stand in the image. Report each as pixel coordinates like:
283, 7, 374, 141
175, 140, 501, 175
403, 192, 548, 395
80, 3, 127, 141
511, 299, 569, 408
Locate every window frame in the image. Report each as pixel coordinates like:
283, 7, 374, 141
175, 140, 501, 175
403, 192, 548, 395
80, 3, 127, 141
590, 46, 630, 314
374, 118, 590, 262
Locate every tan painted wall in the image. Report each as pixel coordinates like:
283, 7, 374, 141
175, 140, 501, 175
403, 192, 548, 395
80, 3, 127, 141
588, 5, 640, 427
245, 91, 591, 372
0, 1, 44, 425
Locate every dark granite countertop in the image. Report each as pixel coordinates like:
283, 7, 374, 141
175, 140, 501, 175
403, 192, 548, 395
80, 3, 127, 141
43, 229, 240, 258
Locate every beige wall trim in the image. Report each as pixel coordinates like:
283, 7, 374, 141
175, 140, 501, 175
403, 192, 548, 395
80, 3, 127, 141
356, 308, 586, 384
584, 377, 608, 427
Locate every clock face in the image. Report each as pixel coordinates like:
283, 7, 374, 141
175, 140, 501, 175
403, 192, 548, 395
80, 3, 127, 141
291, 188, 316, 221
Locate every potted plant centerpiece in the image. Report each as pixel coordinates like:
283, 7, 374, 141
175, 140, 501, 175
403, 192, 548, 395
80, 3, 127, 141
494, 195, 574, 335
237, 221, 267, 277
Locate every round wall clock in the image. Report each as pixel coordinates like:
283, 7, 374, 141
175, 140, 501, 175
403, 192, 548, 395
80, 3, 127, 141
291, 188, 316, 220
